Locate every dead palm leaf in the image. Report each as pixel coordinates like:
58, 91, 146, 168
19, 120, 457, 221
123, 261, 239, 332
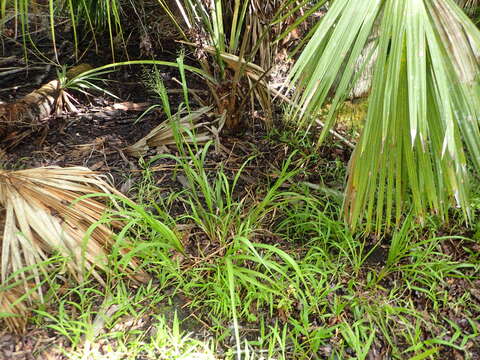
0, 64, 92, 148
0, 166, 146, 332
0, 287, 31, 333
125, 107, 212, 157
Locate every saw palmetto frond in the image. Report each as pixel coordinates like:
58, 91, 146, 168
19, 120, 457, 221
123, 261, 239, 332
0, 167, 145, 332
0, 64, 93, 148
126, 107, 212, 157
289, 0, 480, 232
0, 287, 30, 333
457, 0, 480, 10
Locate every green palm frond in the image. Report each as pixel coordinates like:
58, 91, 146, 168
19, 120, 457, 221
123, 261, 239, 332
457, 0, 480, 23
456, 0, 480, 11
289, 0, 480, 232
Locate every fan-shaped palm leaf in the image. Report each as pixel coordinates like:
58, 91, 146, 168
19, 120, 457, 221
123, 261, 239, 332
289, 0, 480, 231
0, 64, 93, 148
126, 107, 212, 157
0, 167, 146, 332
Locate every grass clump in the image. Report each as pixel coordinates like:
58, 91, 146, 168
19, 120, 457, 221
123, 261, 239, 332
18, 149, 479, 359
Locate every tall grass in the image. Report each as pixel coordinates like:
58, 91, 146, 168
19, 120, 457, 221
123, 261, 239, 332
1, 0, 123, 60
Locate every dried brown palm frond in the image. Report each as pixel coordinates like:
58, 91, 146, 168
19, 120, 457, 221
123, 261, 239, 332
0, 287, 31, 333
0, 79, 61, 140
0, 64, 92, 148
125, 107, 212, 157
0, 166, 146, 332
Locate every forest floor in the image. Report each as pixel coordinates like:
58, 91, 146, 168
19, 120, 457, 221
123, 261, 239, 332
1, 27, 480, 360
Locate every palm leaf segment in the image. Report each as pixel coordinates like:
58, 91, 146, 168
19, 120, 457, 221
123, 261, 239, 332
0, 167, 144, 331
289, 0, 480, 231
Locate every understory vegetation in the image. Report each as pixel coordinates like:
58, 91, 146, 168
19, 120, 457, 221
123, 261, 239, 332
18, 132, 480, 359
1, 0, 480, 359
